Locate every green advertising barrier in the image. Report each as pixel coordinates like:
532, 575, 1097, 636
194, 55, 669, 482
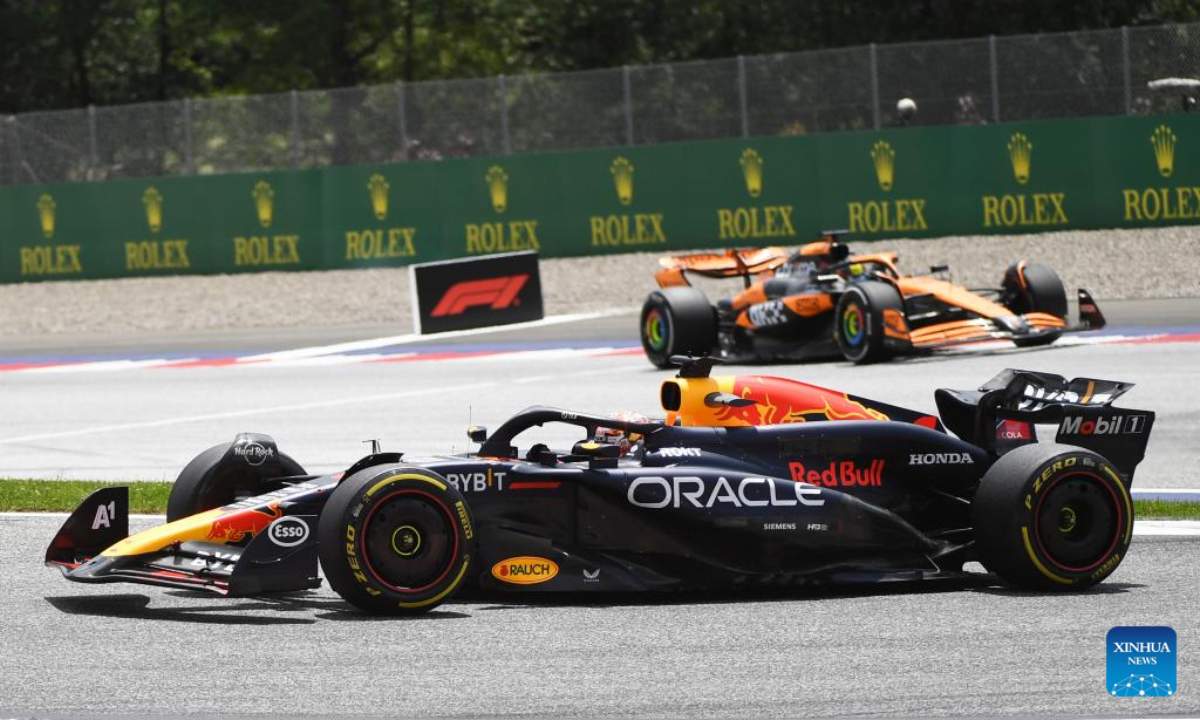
2, 112, 1198, 283
0, 169, 323, 283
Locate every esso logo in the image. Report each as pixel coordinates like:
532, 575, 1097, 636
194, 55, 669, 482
267, 517, 309, 547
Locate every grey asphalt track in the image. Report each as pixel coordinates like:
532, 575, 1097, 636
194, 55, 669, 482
1, 514, 1196, 718
0, 299, 1197, 484
2, 296, 1194, 360
0, 297, 1198, 720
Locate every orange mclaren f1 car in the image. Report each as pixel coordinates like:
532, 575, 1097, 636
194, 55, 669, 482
640, 231, 1105, 367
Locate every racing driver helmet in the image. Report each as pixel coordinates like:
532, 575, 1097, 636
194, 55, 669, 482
594, 410, 651, 457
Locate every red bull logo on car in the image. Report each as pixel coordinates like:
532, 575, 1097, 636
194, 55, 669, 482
713, 376, 890, 426
789, 459, 885, 487
207, 503, 282, 542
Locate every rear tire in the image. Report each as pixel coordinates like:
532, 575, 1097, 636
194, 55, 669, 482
972, 443, 1132, 591
166, 443, 307, 522
833, 281, 906, 364
318, 465, 474, 615
640, 287, 717, 369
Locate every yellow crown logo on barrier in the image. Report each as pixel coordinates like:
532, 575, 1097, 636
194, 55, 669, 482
611, 156, 635, 205
1007, 133, 1032, 185
368, 173, 390, 221
143, 187, 163, 233
740, 148, 764, 197
486, 166, 509, 213
1151, 125, 1176, 178
37, 193, 56, 239
252, 180, 275, 228
871, 140, 895, 192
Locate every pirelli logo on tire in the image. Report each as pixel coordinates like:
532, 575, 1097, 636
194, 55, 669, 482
410, 251, 544, 334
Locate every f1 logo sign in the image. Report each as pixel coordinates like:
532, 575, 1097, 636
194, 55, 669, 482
410, 251, 543, 334
431, 274, 528, 317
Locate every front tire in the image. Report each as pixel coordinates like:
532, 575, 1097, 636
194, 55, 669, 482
833, 281, 906, 364
640, 287, 717, 369
972, 443, 1132, 591
1003, 262, 1067, 348
318, 465, 474, 615
166, 443, 307, 522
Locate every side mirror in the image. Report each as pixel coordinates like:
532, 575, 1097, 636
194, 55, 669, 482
467, 426, 488, 443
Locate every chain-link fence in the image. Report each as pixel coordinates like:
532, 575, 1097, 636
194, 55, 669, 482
3, 22, 1200, 186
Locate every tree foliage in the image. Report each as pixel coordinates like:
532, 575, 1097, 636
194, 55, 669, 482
1, 0, 1198, 113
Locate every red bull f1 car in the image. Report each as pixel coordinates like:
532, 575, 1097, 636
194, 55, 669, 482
640, 231, 1106, 367
47, 358, 1152, 615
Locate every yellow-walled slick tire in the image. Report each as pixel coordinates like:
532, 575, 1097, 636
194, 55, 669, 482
972, 443, 1132, 591
318, 465, 474, 615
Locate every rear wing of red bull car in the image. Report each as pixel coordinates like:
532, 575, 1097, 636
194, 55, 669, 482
935, 369, 1154, 484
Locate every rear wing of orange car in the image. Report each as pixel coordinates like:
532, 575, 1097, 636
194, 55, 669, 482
655, 246, 789, 288
654, 229, 892, 289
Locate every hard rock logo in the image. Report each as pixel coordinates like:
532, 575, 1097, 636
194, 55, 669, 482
740, 148, 763, 197
252, 180, 275, 228
368, 173, 389, 221
1008, 133, 1032, 185
871, 140, 895, 192
1151, 125, 1176, 178
486, 165, 508, 213
142, 187, 163, 233
611, 156, 634, 205
37, 193, 56, 239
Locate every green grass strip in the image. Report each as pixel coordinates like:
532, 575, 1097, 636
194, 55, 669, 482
0, 479, 171, 513
1133, 499, 1200, 521
0, 479, 1198, 519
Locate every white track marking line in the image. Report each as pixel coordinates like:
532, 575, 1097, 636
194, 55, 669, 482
239, 308, 636, 362
1134, 520, 1200, 536
20, 359, 180, 373
1133, 489, 1200, 502
0, 363, 642, 445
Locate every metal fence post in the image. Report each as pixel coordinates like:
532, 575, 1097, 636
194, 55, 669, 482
499, 75, 511, 155
737, 55, 749, 138
183, 98, 195, 175
623, 65, 634, 145
289, 90, 301, 168
989, 35, 1001, 123
11, 116, 32, 184
869, 43, 881, 131
87, 104, 99, 179
1122, 26, 1133, 115
395, 82, 409, 161
0, 116, 9, 186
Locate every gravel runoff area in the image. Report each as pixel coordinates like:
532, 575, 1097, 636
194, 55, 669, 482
1, 225, 1198, 337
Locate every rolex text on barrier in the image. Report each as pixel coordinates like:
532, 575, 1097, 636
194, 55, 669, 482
409, 251, 544, 334
5, 112, 1200, 285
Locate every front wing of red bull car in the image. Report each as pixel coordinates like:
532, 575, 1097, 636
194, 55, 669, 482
46, 365, 1153, 614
